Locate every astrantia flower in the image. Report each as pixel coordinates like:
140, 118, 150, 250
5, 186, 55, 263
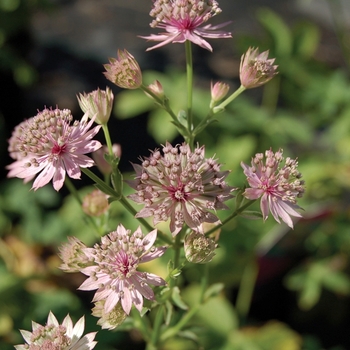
184, 231, 217, 264
59, 236, 92, 273
239, 47, 278, 89
92, 300, 127, 330
103, 49, 142, 89
82, 189, 109, 217
127, 142, 235, 235
78, 224, 167, 315
141, 0, 232, 51
241, 149, 305, 228
7, 108, 102, 191
15, 311, 97, 350
77, 87, 114, 124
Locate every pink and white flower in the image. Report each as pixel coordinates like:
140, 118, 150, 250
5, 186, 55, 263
15, 311, 97, 350
78, 224, 167, 315
241, 149, 305, 228
7, 107, 102, 191
127, 142, 235, 235
239, 47, 278, 89
141, 0, 232, 51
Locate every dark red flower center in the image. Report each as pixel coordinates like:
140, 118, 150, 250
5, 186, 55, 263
167, 183, 190, 202
52, 143, 66, 155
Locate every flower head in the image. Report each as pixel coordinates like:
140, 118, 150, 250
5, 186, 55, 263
77, 87, 114, 124
78, 224, 167, 315
103, 49, 142, 89
239, 47, 278, 89
14, 311, 97, 350
59, 236, 93, 273
82, 189, 109, 217
7, 108, 102, 191
141, 0, 232, 51
184, 231, 217, 263
241, 149, 305, 228
92, 300, 127, 330
210, 81, 230, 107
127, 142, 235, 235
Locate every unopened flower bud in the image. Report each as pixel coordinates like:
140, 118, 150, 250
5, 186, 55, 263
82, 189, 109, 217
210, 81, 229, 107
104, 49, 142, 89
92, 300, 127, 330
240, 47, 278, 89
92, 144, 122, 175
184, 231, 217, 264
58, 237, 92, 273
77, 87, 114, 124
146, 80, 165, 101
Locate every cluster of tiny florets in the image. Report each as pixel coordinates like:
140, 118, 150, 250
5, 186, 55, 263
149, 0, 222, 28
7, 107, 101, 191
241, 148, 305, 228
78, 225, 167, 315
128, 142, 235, 235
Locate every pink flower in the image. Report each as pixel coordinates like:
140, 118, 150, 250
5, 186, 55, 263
241, 149, 305, 228
127, 142, 235, 235
239, 47, 278, 89
141, 0, 232, 51
15, 311, 97, 350
7, 107, 102, 191
103, 49, 142, 89
78, 224, 167, 315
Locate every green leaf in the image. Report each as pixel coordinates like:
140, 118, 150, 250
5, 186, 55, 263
256, 8, 293, 57
203, 283, 225, 302
293, 21, 320, 59
172, 286, 188, 310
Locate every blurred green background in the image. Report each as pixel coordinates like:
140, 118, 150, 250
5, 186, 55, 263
1, 0, 350, 349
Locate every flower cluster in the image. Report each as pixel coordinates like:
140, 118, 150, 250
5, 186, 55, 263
7, 107, 101, 191
15, 312, 97, 350
104, 49, 142, 89
127, 142, 235, 235
77, 225, 167, 315
239, 47, 278, 89
141, 0, 232, 51
77, 87, 114, 125
241, 149, 305, 228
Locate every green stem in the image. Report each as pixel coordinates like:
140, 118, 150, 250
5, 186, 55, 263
160, 263, 209, 342
213, 85, 246, 113
64, 176, 101, 236
204, 199, 256, 236
160, 305, 199, 342
185, 40, 194, 149
150, 305, 165, 348
80, 168, 173, 245
140, 84, 189, 138
235, 259, 259, 325
132, 309, 151, 343
102, 124, 113, 156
